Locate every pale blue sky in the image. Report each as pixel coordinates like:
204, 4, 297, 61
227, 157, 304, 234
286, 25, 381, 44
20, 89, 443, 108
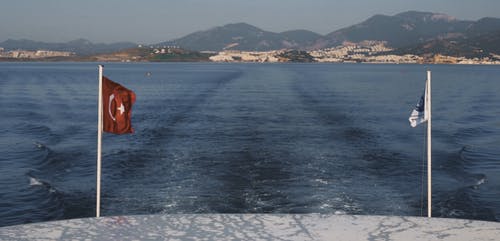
1, 0, 499, 44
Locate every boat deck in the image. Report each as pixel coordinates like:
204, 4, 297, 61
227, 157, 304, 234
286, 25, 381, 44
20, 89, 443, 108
1, 214, 499, 240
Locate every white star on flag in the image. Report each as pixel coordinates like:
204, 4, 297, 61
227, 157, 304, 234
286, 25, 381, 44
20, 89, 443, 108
118, 103, 125, 115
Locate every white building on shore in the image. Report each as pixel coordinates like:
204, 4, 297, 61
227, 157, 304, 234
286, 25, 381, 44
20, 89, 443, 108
209, 50, 284, 62
0, 49, 74, 59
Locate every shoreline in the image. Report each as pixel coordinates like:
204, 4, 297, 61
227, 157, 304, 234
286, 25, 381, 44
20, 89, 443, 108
1, 59, 499, 65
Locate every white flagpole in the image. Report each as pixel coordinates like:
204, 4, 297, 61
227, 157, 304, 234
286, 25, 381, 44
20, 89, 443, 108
96, 65, 103, 217
427, 70, 432, 218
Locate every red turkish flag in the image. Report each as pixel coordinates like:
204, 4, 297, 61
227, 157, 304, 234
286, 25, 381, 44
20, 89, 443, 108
102, 76, 136, 134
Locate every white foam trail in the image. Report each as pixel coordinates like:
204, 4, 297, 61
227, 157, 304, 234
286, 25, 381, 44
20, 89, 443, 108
33, 142, 45, 149
29, 177, 43, 186
314, 179, 329, 185
477, 178, 486, 186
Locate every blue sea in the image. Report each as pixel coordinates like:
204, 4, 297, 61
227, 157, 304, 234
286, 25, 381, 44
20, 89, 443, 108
1, 62, 500, 227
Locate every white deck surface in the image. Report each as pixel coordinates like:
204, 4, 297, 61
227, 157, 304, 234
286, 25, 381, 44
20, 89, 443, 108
1, 214, 499, 240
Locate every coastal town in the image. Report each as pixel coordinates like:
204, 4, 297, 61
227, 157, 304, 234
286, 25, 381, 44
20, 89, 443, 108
1, 42, 500, 64
208, 41, 500, 64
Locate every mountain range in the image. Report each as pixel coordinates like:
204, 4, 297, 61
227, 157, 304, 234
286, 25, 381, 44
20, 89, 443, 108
1, 11, 500, 57
162, 11, 500, 55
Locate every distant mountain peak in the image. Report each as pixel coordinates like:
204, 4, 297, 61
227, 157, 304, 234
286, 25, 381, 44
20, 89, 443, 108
210, 23, 264, 33
224, 22, 259, 28
316, 10, 478, 49
395, 11, 457, 22
161, 22, 321, 51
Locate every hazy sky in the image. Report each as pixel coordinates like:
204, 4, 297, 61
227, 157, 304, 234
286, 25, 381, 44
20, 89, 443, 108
1, 0, 499, 44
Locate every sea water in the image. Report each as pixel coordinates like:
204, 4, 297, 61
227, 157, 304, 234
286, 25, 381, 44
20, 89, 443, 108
1, 62, 499, 227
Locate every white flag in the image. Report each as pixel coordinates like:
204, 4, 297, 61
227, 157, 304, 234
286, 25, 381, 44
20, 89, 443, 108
409, 80, 429, 127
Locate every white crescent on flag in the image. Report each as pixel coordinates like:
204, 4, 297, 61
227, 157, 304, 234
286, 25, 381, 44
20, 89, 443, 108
108, 94, 116, 121
108, 94, 126, 122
